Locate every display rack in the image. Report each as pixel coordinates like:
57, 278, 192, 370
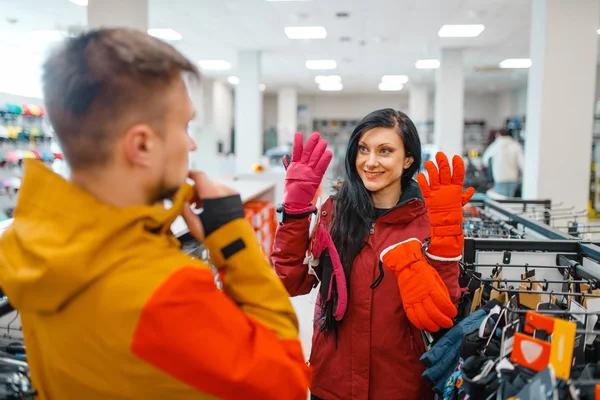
0, 103, 62, 219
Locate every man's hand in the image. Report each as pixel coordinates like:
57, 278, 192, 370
182, 171, 240, 242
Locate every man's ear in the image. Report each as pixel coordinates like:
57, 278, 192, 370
122, 124, 157, 167
404, 155, 415, 170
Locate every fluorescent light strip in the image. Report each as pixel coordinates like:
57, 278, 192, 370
499, 58, 532, 69
381, 75, 408, 84
285, 26, 327, 39
438, 24, 485, 38
415, 59, 440, 69
198, 60, 231, 70
315, 75, 341, 84
306, 60, 337, 70
378, 82, 403, 92
319, 82, 343, 91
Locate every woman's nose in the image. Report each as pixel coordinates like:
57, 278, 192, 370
365, 154, 378, 168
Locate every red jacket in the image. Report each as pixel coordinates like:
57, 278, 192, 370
272, 181, 461, 400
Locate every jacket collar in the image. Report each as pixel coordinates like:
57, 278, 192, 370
377, 180, 427, 225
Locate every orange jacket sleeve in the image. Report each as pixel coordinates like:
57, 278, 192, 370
131, 219, 311, 400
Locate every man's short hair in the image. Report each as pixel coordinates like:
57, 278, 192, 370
42, 28, 199, 170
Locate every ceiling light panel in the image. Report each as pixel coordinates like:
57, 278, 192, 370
378, 82, 404, 92
438, 24, 485, 38
315, 75, 341, 84
319, 82, 343, 91
285, 26, 327, 39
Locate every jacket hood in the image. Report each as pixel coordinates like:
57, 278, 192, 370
0, 160, 194, 313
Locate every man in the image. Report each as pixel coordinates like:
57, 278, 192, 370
482, 129, 525, 197
0, 28, 310, 399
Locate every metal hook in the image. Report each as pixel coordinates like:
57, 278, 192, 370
526, 278, 533, 290
543, 279, 549, 291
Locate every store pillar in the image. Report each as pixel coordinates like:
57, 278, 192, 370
434, 49, 464, 157
234, 50, 263, 174
277, 88, 298, 148
522, 0, 600, 210
409, 85, 429, 143
88, 0, 148, 30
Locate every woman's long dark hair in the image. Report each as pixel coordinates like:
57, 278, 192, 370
322, 109, 422, 333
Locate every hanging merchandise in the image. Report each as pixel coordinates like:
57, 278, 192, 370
0, 102, 60, 215
417, 198, 600, 400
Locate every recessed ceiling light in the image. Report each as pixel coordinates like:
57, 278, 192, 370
415, 59, 440, 69
227, 76, 240, 85
315, 75, 341, 84
319, 82, 343, 91
148, 29, 183, 41
68, 0, 88, 6
28, 30, 68, 42
306, 60, 337, 70
285, 26, 327, 39
438, 24, 485, 38
499, 58, 532, 69
378, 82, 404, 92
259, 84, 266, 91
381, 75, 409, 84
597, 28, 600, 34
198, 60, 231, 70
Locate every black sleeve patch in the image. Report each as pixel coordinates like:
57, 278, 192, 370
221, 238, 246, 260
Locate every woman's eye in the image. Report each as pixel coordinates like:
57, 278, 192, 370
359, 146, 368, 152
380, 148, 391, 154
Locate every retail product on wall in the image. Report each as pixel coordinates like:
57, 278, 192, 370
0, 103, 62, 217
416, 120, 488, 155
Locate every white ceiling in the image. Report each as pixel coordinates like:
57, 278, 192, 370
0, 0, 566, 96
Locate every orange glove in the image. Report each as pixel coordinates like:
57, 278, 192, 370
417, 152, 475, 261
380, 239, 456, 332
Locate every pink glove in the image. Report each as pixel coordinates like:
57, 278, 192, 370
310, 224, 347, 321
283, 132, 332, 213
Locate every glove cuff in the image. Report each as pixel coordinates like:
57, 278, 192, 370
281, 203, 317, 216
380, 238, 424, 272
426, 233, 464, 262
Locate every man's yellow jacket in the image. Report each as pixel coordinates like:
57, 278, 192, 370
0, 160, 310, 399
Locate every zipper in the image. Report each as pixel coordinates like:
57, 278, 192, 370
369, 222, 375, 235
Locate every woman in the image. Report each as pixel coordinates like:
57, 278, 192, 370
272, 109, 474, 400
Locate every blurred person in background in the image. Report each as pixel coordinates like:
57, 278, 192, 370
482, 128, 525, 197
272, 109, 474, 400
0, 28, 310, 400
